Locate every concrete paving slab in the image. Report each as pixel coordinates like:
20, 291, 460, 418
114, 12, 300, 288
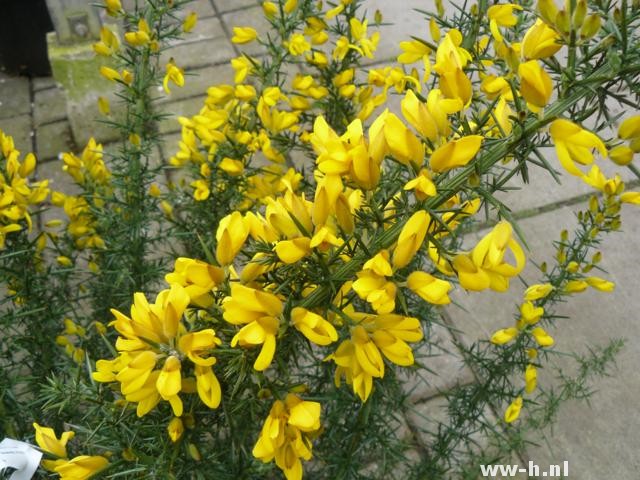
182, 0, 217, 19
159, 132, 183, 161
405, 394, 524, 478
491, 147, 638, 217
162, 36, 236, 70
444, 203, 640, 479
362, 0, 432, 64
154, 62, 234, 105
157, 96, 206, 134
0, 114, 33, 154
167, 15, 226, 46
213, 0, 258, 14
33, 87, 67, 127
36, 157, 80, 198
400, 321, 475, 402
221, 6, 270, 57
36, 120, 74, 161
0, 74, 30, 119
32, 77, 57, 92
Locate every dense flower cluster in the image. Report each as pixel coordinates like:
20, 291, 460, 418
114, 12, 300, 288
3, 0, 638, 479
0, 129, 49, 249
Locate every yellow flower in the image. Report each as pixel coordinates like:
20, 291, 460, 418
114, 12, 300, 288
518, 60, 553, 110
490, 327, 519, 345
349, 18, 379, 59
54, 456, 109, 480
564, 279, 588, 293
618, 115, 640, 140
531, 326, 554, 347
525, 364, 537, 393
291, 307, 338, 346
124, 19, 151, 46
453, 221, 525, 292
504, 396, 523, 423
231, 56, 254, 83
609, 145, 634, 166
310, 225, 343, 251
521, 19, 562, 60
329, 313, 423, 401
439, 67, 472, 106
33, 423, 74, 466
223, 284, 283, 371
549, 119, 607, 176
99, 66, 121, 82
232, 26, 258, 44
621, 191, 640, 204
165, 257, 224, 308
183, 12, 198, 32
167, 417, 184, 443
429, 135, 483, 173
191, 179, 210, 201
352, 251, 397, 314
121, 69, 133, 85
263, 1, 278, 17
585, 276, 615, 292
97, 96, 110, 116
93, 26, 119, 56
163, 60, 185, 94
284, 0, 298, 13
194, 364, 222, 408
480, 75, 512, 100
272, 237, 309, 264
373, 111, 425, 168
488, 4, 523, 42
253, 394, 321, 480
94, 285, 222, 416
524, 283, 554, 300
392, 210, 430, 269
397, 40, 430, 64
326, 3, 345, 19
310, 116, 382, 189
404, 169, 437, 200
287, 33, 311, 56
518, 301, 544, 326
215, 211, 250, 266
401, 90, 439, 141
433, 30, 471, 73
406, 271, 452, 305
33, 424, 109, 478
219, 157, 244, 175
104, 0, 122, 16
265, 190, 313, 239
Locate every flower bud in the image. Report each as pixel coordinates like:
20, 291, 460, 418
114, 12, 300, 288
167, 417, 184, 443
538, 0, 559, 24
555, 9, 571, 34
609, 145, 634, 166
572, 0, 587, 29
580, 14, 601, 39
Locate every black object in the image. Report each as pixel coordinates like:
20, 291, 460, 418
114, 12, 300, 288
0, 0, 54, 76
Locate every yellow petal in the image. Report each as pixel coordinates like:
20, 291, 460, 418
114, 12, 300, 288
156, 356, 182, 398
504, 396, 523, 423
254, 334, 276, 371
430, 135, 483, 173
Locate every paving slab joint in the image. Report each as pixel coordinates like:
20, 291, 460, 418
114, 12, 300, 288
464, 176, 640, 235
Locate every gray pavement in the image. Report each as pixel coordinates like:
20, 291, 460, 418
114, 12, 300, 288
1, 0, 638, 477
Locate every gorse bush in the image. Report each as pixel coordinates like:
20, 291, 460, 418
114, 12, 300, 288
1, 0, 639, 478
